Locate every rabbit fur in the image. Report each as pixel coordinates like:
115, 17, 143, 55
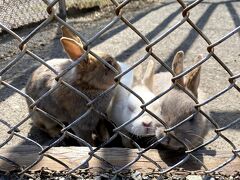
108, 51, 209, 150
107, 60, 163, 147
154, 51, 210, 150
25, 26, 121, 145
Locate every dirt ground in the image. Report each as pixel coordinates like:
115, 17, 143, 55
0, 0, 239, 177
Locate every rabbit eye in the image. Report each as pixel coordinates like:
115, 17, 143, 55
128, 105, 135, 112
107, 59, 114, 66
189, 114, 196, 123
104, 56, 114, 68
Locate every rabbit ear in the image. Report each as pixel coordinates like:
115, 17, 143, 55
60, 37, 85, 60
184, 54, 203, 97
184, 65, 201, 98
172, 51, 184, 86
142, 60, 155, 90
61, 26, 83, 45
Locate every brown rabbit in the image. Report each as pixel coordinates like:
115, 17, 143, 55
155, 51, 210, 150
25, 26, 120, 145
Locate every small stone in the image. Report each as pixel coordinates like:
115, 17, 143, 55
142, 176, 149, 180
186, 175, 203, 180
131, 171, 142, 180
100, 174, 110, 178
94, 176, 101, 180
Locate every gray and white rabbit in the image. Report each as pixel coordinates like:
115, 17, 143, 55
25, 26, 120, 145
155, 51, 210, 150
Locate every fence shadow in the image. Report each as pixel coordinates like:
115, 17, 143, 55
157, 3, 218, 72
0, 32, 65, 103
92, 1, 176, 49
210, 111, 240, 129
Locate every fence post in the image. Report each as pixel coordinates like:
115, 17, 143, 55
58, 0, 66, 21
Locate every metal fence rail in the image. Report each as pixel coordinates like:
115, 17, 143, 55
0, 0, 240, 177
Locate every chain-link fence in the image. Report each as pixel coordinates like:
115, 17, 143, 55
0, 0, 110, 32
0, 0, 240, 178
0, 0, 51, 31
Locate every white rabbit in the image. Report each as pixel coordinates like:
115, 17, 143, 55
107, 60, 163, 147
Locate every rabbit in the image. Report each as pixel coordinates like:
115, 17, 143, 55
107, 60, 163, 147
88, 62, 133, 146
25, 26, 121, 145
154, 51, 210, 150
108, 51, 209, 150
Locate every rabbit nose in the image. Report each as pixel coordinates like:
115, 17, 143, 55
142, 121, 152, 127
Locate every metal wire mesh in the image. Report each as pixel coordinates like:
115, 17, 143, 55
0, 0, 239, 177
0, 0, 49, 31
0, 0, 108, 32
